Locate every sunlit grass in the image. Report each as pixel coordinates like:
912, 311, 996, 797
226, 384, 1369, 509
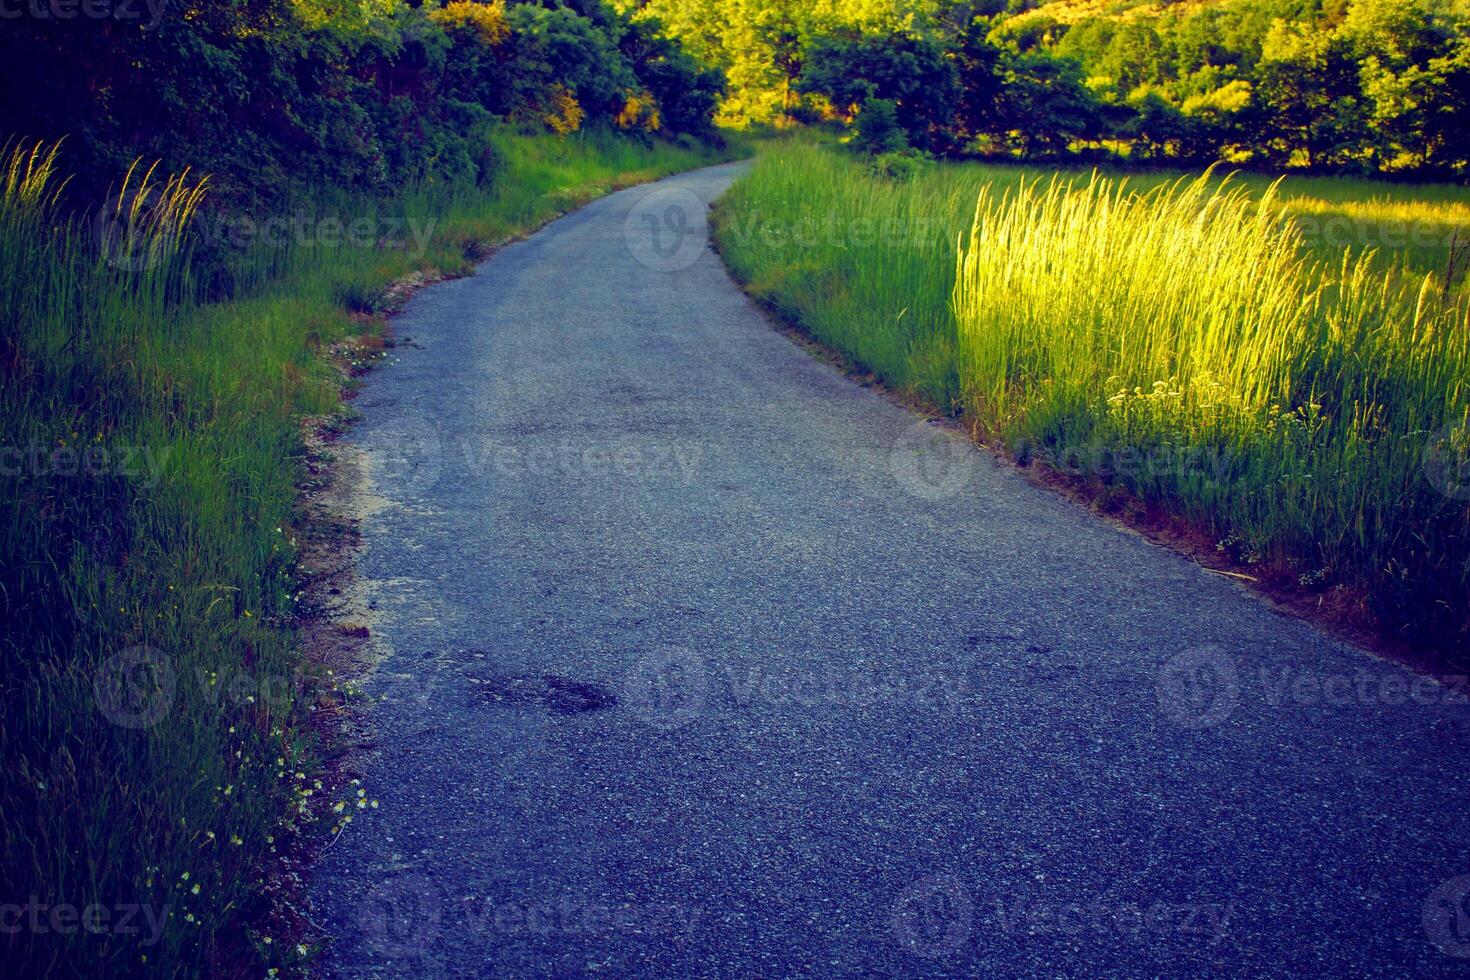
715, 142, 1470, 650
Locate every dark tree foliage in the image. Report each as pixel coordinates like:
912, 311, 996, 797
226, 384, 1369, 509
853, 97, 909, 154
943, 7, 1008, 144
0, 0, 725, 208
797, 29, 961, 151
618, 16, 727, 139
992, 51, 1106, 156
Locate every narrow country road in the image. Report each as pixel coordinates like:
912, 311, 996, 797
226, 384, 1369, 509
310, 161, 1470, 977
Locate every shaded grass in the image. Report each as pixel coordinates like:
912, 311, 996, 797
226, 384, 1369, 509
714, 143, 1470, 653
0, 127, 735, 977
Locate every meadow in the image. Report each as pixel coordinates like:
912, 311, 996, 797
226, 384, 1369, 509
714, 141, 1470, 653
0, 129, 733, 977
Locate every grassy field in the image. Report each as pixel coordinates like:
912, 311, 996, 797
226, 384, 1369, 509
0, 129, 734, 977
714, 142, 1470, 653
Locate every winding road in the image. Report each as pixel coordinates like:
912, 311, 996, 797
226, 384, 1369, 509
310, 161, 1470, 977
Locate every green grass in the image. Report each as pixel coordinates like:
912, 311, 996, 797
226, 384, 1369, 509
1064, 165, 1470, 289
0, 127, 735, 977
714, 142, 1470, 652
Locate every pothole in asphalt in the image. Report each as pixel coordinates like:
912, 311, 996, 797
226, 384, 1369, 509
469, 673, 617, 715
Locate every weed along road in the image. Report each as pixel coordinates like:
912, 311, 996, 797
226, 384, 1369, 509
310, 161, 1470, 976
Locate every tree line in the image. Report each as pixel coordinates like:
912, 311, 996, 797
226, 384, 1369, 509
624, 0, 1470, 177
0, 0, 726, 208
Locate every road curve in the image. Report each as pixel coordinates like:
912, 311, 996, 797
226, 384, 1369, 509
310, 161, 1470, 977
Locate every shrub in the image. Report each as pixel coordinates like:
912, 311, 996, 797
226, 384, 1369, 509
867, 148, 930, 181
854, 98, 908, 155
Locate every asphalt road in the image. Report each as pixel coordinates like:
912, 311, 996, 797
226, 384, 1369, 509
309, 161, 1470, 977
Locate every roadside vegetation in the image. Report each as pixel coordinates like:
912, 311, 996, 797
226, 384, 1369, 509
714, 141, 1470, 653
0, 127, 731, 978
0, 0, 732, 975
0, 127, 730, 978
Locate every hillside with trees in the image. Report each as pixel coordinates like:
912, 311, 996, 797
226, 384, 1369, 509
622, 0, 1470, 176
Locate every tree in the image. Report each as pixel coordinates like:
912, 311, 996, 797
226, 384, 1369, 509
853, 97, 909, 153
1347, 0, 1470, 173
1127, 91, 1189, 160
1178, 79, 1253, 163
993, 52, 1104, 156
507, 3, 637, 124
798, 29, 960, 150
1361, 34, 1470, 174
1097, 22, 1167, 95
943, 9, 1008, 146
1254, 20, 1368, 168
0, 0, 724, 209
619, 16, 727, 138
702, 0, 809, 122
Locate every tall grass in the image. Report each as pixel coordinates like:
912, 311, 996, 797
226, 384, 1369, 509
955, 171, 1312, 421
0, 129, 734, 977
715, 143, 1470, 651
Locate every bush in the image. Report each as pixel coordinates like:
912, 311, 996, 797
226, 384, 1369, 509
867, 148, 930, 181
853, 98, 908, 155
